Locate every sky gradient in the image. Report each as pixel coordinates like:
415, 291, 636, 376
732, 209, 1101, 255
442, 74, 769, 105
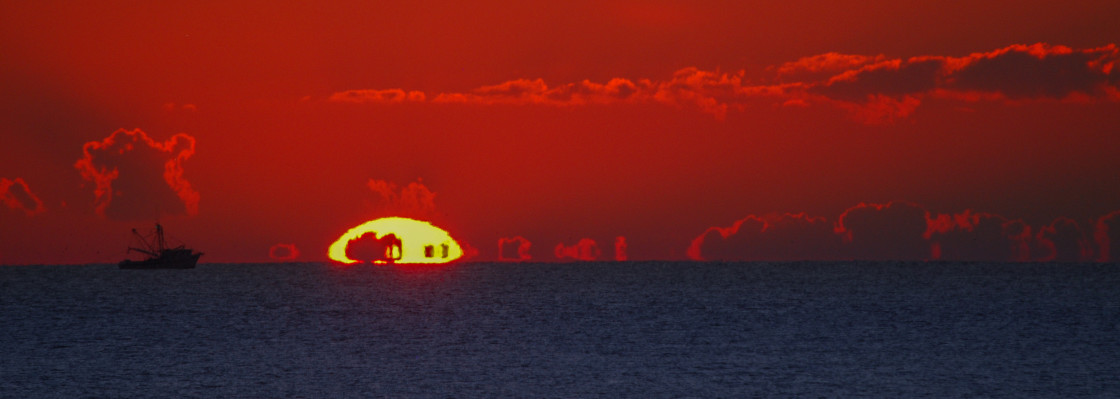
2, 1, 1119, 264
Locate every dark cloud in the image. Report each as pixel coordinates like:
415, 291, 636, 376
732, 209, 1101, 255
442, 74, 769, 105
0, 177, 46, 216
927, 210, 1032, 262
812, 58, 943, 101
1095, 211, 1120, 262
1034, 217, 1092, 262
498, 236, 532, 261
949, 44, 1118, 99
1002, 219, 1033, 262
808, 43, 1120, 122
268, 243, 300, 261
74, 129, 199, 220
688, 213, 838, 261
836, 202, 932, 261
555, 238, 601, 261
345, 232, 401, 263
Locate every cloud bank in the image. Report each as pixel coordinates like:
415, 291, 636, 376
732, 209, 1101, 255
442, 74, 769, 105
331, 43, 1119, 123
927, 210, 1032, 262
688, 213, 838, 261
835, 202, 932, 260
1034, 217, 1092, 262
691, 202, 1119, 262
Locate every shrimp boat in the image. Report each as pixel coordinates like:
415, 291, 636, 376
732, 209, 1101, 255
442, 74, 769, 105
119, 223, 203, 269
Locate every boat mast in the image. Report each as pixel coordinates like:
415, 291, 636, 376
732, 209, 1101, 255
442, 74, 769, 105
127, 227, 159, 257
155, 223, 166, 252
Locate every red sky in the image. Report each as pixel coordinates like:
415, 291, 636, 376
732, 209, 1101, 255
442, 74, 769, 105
2, 1, 1120, 264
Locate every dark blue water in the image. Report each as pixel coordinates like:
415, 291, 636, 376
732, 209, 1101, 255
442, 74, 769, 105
2, 261, 1118, 397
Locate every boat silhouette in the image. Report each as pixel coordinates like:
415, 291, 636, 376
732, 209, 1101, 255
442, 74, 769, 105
119, 223, 203, 269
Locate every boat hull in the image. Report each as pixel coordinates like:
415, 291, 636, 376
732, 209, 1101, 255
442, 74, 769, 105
119, 252, 202, 269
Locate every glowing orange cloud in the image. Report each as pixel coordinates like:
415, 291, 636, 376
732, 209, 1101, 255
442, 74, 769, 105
0, 177, 45, 216
328, 217, 463, 264
74, 128, 199, 218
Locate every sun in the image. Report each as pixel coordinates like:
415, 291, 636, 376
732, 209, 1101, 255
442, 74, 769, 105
328, 217, 463, 264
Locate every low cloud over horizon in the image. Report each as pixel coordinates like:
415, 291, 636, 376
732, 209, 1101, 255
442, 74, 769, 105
690, 201, 1116, 263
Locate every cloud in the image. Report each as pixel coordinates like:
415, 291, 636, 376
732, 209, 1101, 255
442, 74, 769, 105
366, 179, 437, 219
808, 43, 1120, 121
614, 236, 627, 261
432, 77, 658, 107
813, 58, 944, 101
162, 102, 198, 112
329, 43, 1118, 123
345, 231, 401, 263
948, 43, 1119, 100
1034, 217, 1093, 262
332, 69, 787, 120
268, 243, 300, 261
774, 53, 888, 83
687, 203, 1111, 262
1095, 211, 1120, 262
555, 238, 601, 261
74, 128, 199, 220
498, 236, 532, 261
688, 213, 838, 261
927, 210, 1032, 262
836, 201, 933, 261
0, 177, 46, 216
830, 94, 922, 125
329, 89, 426, 103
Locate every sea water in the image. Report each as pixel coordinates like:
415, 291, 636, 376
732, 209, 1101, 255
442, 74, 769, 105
2, 261, 1118, 397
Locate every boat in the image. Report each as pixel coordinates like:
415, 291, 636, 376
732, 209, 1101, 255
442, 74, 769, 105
119, 223, 203, 269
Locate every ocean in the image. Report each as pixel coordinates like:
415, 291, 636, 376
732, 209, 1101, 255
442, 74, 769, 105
2, 261, 1118, 398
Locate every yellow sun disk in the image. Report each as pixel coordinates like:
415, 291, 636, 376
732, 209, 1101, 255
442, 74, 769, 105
328, 217, 463, 264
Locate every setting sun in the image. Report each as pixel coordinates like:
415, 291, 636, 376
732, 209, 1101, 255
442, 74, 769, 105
327, 217, 463, 264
